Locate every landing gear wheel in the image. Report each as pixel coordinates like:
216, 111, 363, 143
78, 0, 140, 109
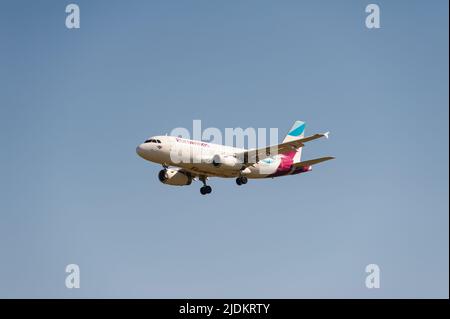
199, 176, 212, 195
200, 185, 212, 195
236, 177, 248, 185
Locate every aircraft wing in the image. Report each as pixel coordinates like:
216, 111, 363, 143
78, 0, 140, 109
292, 156, 335, 168
236, 132, 330, 164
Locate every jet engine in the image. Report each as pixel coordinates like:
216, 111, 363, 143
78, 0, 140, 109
212, 154, 244, 171
158, 169, 192, 186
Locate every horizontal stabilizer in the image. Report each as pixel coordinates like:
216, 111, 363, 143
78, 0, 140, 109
293, 156, 335, 168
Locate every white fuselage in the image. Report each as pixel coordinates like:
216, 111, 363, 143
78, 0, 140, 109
136, 135, 282, 178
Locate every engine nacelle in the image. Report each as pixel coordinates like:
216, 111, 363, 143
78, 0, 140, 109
212, 154, 244, 171
158, 169, 192, 186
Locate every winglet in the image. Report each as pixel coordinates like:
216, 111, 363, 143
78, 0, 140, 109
323, 131, 330, 139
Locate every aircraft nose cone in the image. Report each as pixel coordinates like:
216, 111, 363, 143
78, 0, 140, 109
136, 144, 146, 157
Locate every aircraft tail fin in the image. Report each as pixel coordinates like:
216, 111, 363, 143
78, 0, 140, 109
282, 120, 306, 162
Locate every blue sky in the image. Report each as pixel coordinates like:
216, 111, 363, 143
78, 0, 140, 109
0, 0, 448, 298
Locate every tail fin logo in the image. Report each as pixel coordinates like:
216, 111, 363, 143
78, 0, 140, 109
287, 121, 305, 137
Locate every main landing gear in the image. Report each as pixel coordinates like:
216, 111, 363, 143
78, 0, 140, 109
200, 186, 212, 195
236, 176, 248, 186
199, 176, 212, 195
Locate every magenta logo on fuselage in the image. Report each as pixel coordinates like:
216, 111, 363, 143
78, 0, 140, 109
175, 138, 210, 148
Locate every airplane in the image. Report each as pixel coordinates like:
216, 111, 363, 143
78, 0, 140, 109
136, 121, 334, 195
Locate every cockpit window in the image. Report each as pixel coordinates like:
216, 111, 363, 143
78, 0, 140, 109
144, 139, 162, 144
